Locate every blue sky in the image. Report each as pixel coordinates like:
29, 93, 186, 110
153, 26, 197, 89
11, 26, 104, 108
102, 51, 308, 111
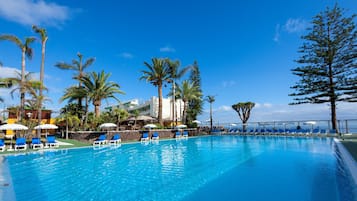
0, 0, 356, 124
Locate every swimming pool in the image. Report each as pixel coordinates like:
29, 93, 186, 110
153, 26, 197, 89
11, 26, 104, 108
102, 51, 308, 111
1, 136, 356, 201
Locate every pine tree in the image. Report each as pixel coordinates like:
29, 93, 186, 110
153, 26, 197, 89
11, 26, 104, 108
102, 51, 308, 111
289, 4, 357, 133
187, 61, 203, 123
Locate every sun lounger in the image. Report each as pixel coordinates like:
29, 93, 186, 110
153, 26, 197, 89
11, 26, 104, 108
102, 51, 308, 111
31, 137, 44, 149
45, 136, 59, 148
183, 131, 188, 138
109, 134, 121, 144
0, 139, 5, 152
141, 132, 149, 142
93, 134, 107, 145
14, 137, 27, 151
151, 132, 159, 141
175, 131, 181, 138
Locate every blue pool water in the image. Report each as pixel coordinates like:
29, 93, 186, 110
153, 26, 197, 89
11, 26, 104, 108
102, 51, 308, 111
1, 136, 356, 201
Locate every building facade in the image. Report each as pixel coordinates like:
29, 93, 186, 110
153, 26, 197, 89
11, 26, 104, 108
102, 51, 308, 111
107, 97, 184, 123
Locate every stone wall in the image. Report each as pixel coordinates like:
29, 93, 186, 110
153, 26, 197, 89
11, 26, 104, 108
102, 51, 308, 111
68, 129, 199, 143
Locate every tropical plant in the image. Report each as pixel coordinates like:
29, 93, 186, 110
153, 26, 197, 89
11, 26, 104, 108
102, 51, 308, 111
140, 58, 171, 126
232, 102, 255, 131
173, 80, 201, 124
205, 95, 216, 132
289, 4, 357, 133
78, 70, 125, 117
0, 35, 35, 121
112, 107, 129, 129
32, 25, 48, 128
187, 61, 203, 123
55, 52, 95, 119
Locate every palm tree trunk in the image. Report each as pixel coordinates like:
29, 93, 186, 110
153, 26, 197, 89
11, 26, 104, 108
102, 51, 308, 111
182, 100, 188, 125
158, 84, 163, 126
210, 103, 213, 133
37, 39, 46, 136
94, 100, 101, 117
20, 48, 26, 122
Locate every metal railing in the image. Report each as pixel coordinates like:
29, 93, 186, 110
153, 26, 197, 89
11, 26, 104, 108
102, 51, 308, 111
207, 119, 357, 135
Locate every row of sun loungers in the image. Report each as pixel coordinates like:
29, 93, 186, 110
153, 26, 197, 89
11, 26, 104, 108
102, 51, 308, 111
226, 128, 338, 136
93, 131, 190, 146
93, 134, 122, 145
0, 136, 59, 152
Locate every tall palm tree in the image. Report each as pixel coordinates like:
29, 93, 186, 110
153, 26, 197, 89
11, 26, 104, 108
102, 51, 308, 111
78, 71, 125, 117
32, 25, 48, 127
0, 35, 35, 121
140, 58, 171, 126
55, 52, 95, 120
166, 59, 191, 126
174, 80, 202, 124
206, 95, 216, 133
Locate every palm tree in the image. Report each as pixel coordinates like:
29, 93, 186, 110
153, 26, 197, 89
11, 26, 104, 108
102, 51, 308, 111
140, 58, 171, 126
5, 72, 42, 121
55, 52, 95, 120
0, 77, 13, 102
174, 80, 202, 124
166, 59, 191, 126
0, 35, 35, 121
78, 71, 125, 117
32, 25, 48, 127
205, 95, 216, 133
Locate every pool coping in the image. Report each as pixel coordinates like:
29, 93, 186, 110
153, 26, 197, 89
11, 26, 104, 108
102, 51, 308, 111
334, 138, 357, 186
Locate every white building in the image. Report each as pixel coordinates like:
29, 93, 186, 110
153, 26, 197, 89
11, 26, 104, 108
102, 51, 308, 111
106, 97, 184, 122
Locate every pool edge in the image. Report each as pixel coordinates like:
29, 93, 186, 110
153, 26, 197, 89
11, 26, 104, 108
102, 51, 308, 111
334, 138, 357, 186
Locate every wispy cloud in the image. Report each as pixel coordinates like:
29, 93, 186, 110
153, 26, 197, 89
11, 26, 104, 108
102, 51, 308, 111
160, 46, 176, 53
119, 52, 134, 59
284, 18, 308, 33
273, 24, 281, 42
222, 80, 236, 88
0, 0, 71, 27
273, 18, 308, 42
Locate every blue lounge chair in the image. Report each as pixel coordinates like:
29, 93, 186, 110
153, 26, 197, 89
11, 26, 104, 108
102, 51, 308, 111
175, 131, 181, 138
152, 132, 159, 140
109, 134, 121, 144
45, 136, 59, 148
0, 139, 5, 152
31, 137, 43, 149
141, 132, 149, 142
183, 131, 188, 138
15, 137, 27, 151
93, 134, 107, 145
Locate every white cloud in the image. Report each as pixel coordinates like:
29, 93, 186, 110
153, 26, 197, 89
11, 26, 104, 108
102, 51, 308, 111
160, 46, 176, 53
273, 24, 281, 42
0, 66, 20, 78
119, 52, 134, 59
0, 0, 70, 27
273, 18, 308, 42
217, 105, 232, 112
284, 18, 308, 33
222, 80, 236, 88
